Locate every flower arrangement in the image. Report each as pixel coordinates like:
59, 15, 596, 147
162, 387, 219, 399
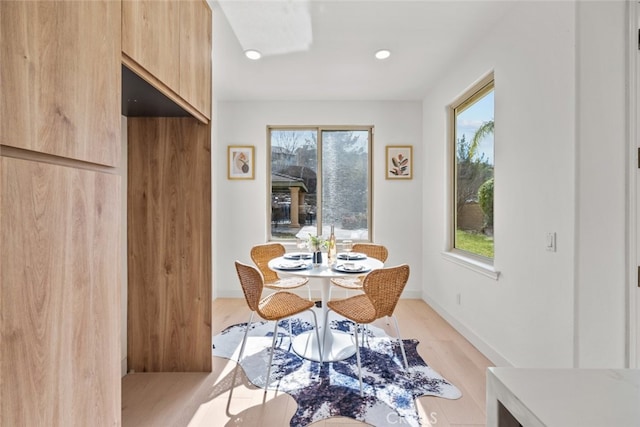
307, 234, 327, 251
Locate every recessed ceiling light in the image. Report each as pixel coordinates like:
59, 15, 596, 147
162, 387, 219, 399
375, 49, 391, 60
244, 49, 262, 60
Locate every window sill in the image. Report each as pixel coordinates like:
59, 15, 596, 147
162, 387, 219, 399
441, 251, 500, 280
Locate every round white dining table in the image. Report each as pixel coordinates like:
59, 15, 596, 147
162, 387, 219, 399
267, 254, 383, 362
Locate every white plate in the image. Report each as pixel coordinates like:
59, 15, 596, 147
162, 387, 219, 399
337, 252, 366, 260
284, 252, 313, 260
333, 263, 371, 273
276, 262, 311, 271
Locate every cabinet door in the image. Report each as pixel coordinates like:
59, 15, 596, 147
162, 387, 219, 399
122, 0, 181, 95
0, 1, 120, 167
180, 0, 212, 119
128, 117, 211, 372
1, 157, 121, 426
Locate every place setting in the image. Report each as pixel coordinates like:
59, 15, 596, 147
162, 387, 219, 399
335, 240, 367, 261
283, 252, 313, 260
332, 261, 371, 273
336, 252, 367, 261
332, 240, 370, 272
274, 260, 312, 271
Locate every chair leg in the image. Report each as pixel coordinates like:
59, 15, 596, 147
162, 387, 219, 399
391, 315, 408, 369
264, 321, 279, 393
354, 322, 363, 396
237, 312, 254, 364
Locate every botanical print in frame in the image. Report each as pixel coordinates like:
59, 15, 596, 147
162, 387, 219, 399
386, 145, 413, 179
228, 145, 255, 180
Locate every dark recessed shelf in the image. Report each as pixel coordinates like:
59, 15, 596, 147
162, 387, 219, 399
122, 65, 191, 118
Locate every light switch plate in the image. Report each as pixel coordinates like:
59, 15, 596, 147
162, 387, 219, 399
546, 232, 556, 252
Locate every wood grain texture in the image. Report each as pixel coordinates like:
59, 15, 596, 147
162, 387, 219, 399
179, 0, 212, 119
0, 1, 121, 167
127, 117, 212, 372
122, 0, 181, 97
1, 157, 121, 426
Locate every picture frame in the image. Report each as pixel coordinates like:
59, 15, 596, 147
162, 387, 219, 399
228, 145, 255, 180
386, 145, 413, 179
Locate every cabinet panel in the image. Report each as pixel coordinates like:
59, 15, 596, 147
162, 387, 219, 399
180, 0, 212, 119
122, 0, 181, 96
0, 1, 121, 167
1, 157, 121, 426
128, 117, 211, 372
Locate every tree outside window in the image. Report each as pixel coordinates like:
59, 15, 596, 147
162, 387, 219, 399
269, 127, 372, 242
453, 79, 494, 260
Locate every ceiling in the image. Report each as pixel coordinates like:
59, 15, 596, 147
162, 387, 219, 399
210, 0, 514, 102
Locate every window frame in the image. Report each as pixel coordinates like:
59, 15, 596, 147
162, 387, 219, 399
267, 125, 374, 242
443, 73, 500, 279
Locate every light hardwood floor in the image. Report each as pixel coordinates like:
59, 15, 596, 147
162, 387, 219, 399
122, 298, 493, 426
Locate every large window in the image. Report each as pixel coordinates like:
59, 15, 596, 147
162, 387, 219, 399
451, 77, 494, 261
268, 126, 372, 242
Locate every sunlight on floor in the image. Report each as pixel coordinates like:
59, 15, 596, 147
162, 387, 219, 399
187, 359, 296, 427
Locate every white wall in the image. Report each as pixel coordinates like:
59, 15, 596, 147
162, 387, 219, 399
575, 0, 628, 368
422, 0, 629, 368
213, 101, 423, 300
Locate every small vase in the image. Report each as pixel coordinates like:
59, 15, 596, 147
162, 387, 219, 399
312, 251, 323, 266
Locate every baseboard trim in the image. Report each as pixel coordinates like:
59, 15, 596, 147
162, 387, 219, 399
423, 295, 512, 367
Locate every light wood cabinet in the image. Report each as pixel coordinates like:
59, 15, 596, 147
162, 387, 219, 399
122, 0, 212, 121
180, 0, 212, 118
1, 157, 121, 426
123, 0, 213, 374
1, 1, 122, 424
0, 1, 121, 167
2, 1, 213, 423
122, 0, 181, 95
127, 117, 211, 372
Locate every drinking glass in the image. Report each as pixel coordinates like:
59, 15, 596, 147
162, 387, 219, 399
342, 240, 353, 260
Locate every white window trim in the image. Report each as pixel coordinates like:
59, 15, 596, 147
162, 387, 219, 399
441, 250, 500, 280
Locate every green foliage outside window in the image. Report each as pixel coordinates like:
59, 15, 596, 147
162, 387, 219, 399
478, 177, 494, 228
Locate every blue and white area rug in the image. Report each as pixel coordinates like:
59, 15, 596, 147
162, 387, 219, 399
213, 313, 461, 426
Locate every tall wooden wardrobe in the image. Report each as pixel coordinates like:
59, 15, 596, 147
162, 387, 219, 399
0, 1, 212, 425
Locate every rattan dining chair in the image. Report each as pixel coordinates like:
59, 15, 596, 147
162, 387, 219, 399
325, 264, 410, 395
330, 243, 389, 298
234, 261, 323, 392
250, 242, 311, 299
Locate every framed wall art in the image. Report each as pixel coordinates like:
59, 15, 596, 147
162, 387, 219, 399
386, 145, 413, 179
228, 145, 255, 180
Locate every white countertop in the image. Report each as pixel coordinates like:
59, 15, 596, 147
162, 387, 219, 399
487, 368, 640, 427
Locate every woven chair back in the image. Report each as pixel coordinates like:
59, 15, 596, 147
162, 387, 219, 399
235, 261, 264, 312
362, 264, 410, 319
250, 243, 286, 283
352, 243, 389, 262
